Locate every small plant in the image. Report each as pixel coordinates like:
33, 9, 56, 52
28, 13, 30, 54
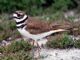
0, 46, 6, 53
47, 34, 74, 49
0, 40, 32, 60
74, 40, 80, 48
0, 14, 20, 41
68, 16, 76, 22
0, 50, 32, 60
0, 40, 32, 53
7, 40, 32, 53
9, 21, 16, 30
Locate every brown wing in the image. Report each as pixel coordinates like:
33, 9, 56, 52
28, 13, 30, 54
25, 17, 72, 34
25, 17, 53, 34
25, 16, 59, 34
50, 20, 73, 30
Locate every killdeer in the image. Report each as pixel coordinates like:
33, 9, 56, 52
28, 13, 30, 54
10, 11, 66, 58
10, 11, 66, 46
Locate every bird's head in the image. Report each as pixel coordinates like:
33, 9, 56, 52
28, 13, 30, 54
9, 11, 28, 22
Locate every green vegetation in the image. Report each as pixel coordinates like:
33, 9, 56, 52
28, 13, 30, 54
0, 0, 79, 60
0, 40, 32, 53
0, 51, 32, 60
0, 14, 19, 41
7, 40, 32, 52
0, 40, 32, 60
74, 40, 80, 48
47, 34, 74, 49
0, 0, 76, 16
46, 34, 80, 49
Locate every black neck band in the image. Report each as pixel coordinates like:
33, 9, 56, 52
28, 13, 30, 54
16, 24, 26, 28
16, 16, 28, 24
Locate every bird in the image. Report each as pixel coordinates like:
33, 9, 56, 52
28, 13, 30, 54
9, 10, 67, 58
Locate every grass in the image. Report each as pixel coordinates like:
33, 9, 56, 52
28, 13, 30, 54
47, 34, 80, 49
39, 11, 65, 21
7, 40, 32, 53
0, 50, 32, 60
0, 14, 20, 41
0, 40, 32, 53
0, 40, 32, 60
46, 34, 74, 49
74, 40, 80, 48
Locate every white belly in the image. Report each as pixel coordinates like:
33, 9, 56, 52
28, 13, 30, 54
18, 28, 53, 41
17, 28, 65, 41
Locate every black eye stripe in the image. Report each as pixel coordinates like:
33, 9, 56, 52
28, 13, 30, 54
13, 16, 24, 19
13, 12, 24, 19
14, 12, 20, 16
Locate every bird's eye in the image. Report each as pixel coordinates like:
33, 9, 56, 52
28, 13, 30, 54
17, 13, 24, 19
17, 14, 21, 17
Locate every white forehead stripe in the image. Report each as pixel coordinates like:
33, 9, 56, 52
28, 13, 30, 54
13, 13, 18, 17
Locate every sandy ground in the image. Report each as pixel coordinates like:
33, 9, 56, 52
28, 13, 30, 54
39, 48, 80, 60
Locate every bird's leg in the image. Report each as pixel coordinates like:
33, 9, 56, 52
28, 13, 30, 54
32, 40, 40, 60
32, 40, 35, 60
37, 42, 41, 50
36, 42, 41, 58
32, 41, 41, 60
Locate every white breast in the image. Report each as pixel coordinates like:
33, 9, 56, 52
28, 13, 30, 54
17, 27, 65, 41
17, 28, 53, 41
